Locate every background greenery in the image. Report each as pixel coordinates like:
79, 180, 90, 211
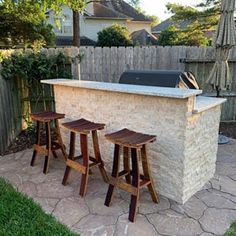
97, 24, 133, 47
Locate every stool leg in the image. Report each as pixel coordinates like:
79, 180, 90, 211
141, 145, 159, 203
31, 121, 41, 166
79, 134, 89, 197
129, 148, 140, 222
123, 147, 131, 184
92, 130, 109, 183
55, 119, 68, 161
105, 144, 120, 207
52, 151, 58, 159
43, 122, 52, 174
62, 132, 76, 185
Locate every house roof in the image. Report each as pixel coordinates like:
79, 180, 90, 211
56, 36, 96, 46
88, 0, 152, 22
91, 2, 130, 19
131, 29, 158, 45
152, 17, 190, 32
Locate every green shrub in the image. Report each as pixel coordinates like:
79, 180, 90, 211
0, 51, 71, 82
97, 24, 133, 47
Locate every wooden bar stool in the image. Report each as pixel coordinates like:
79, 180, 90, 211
30, 111, 67, 174
62, 118, 109, 197
104, 128, 159, 222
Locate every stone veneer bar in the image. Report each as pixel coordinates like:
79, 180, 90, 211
42, 79, 226, 204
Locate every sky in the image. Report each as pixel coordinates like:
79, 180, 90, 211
139, 0, 202, 21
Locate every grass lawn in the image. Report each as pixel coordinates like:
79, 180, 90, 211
0, 177, 79, 236
225, 222, 236, 236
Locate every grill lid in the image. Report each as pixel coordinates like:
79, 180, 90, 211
119, 70, 199, 89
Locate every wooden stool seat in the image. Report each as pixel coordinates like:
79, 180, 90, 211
105, 128, 156, 148
104, 128, 159, 222
31, 111, 65, 122
30, 111, 67, 174
62, 118, 108, 197
62, 118, 105, 134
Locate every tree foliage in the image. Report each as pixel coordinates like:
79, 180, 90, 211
166, 0, 220, 32
146, 15, 160, 27
0, 0, 90, 48
158, 0, 220, 46
97, 24, 133, 47
158, 25, 209, 47
0, 1, 55, 47
1, 51, 71, 81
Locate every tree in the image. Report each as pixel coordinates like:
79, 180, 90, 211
146, 15, 160, 27
166, 1, 220, 32
158, 0, 221, 46
158, 24, 209, 47
47, 0, 87, 47
97, 24, 133, 47
158, 26, 181, 46
0, 0, 91, 48
0, 1, 55, 47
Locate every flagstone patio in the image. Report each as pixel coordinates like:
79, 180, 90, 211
0, 139, 236, 236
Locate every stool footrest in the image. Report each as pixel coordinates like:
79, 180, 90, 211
73, 155, 83, 160
89, 162, 99, 168
33, 144, 48, 156
140, 179, 151, 188
89, 156, 97, 163
33, 143, 63, 156
109, 176, 138, 196
66, 159, 86, 174
118, 170, 130, 178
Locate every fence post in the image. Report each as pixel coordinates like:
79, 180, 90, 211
70, 46, 80, 80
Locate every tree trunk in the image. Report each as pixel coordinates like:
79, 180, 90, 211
72, 10, 80, 47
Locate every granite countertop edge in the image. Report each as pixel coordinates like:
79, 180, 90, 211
193, 96, 227, 114
41, 79, 202, 99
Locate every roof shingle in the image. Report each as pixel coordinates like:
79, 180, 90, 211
90, 0, 152, 22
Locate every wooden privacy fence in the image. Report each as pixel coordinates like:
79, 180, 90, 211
1, 46, 236, 154
0, 72, 21, 154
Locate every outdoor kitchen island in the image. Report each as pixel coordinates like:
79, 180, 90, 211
42, 79, 226, 204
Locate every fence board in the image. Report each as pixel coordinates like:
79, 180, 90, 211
0, 76, 21, 154
110, 47, 118, 82
102, 47, 111, 82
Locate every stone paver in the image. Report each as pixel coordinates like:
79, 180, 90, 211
73, 214, 117, 236
53, 197, 89, 227
199, 208, 236, 235
0, 138, 236, 236
147, 209, 203, 236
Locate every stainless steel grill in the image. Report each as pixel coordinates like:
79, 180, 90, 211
119, 70, 200, 89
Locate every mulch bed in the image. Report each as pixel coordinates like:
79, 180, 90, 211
2, 127, 57, 156
1, 122, 236, 156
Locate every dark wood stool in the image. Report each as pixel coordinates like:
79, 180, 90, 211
104, 128, 159, 222
62, 118, 109, 197
30, 111, 67, 174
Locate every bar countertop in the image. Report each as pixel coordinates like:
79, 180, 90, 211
41, 79, 202, 99
42, 79, 226, 113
